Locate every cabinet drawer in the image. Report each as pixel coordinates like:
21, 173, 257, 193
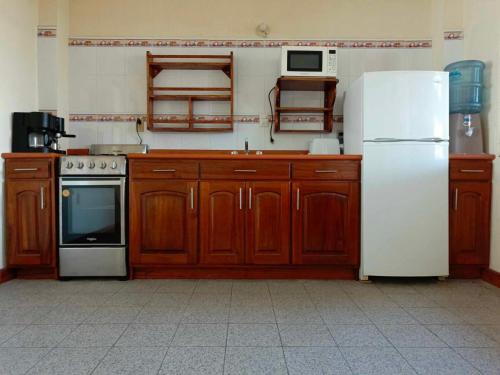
130, 160, 199, 179
6, 159, 52, 179
200, 161, 290, 180
292, 161, 360, 180
450, 160, 492, 181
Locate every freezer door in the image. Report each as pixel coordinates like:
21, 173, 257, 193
363, 71, 449, 141
361, 141, 449, 277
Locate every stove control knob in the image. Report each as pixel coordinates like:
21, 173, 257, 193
110, 160, 118, 170
88, 161, 95, 169
77, 161, 85, 169
65, 161, 73, 169
100, 161, 107, 169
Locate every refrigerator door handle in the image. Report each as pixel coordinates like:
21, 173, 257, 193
366, 138, 448, 143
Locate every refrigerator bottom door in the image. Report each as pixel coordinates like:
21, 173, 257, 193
362, 141, 449, 277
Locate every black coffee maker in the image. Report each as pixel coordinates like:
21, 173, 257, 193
12, 112, 75, 153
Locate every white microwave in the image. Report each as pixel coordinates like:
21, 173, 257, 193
281, 46, 337, 77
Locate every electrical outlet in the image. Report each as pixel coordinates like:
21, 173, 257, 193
259, 114, 269, 127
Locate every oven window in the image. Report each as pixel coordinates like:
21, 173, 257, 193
287, 51, 323, 72
61, 183, 122, 245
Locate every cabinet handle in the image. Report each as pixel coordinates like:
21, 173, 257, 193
190, 187, 194, 210
40, 186, 45, 210
454, 188, 458, 211
234, 169, 257, 173
460, 169, 485, 173
296, 188, 300, 211
14, 168, 38, 172
315, 170, 338, 173
249, 187, 252, 209
153, 169, 176, 173
239, 187, 243, 210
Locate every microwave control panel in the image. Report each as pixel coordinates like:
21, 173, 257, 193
327, 49, 338, 76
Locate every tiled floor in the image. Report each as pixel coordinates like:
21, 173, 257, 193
0, 279, 499, 374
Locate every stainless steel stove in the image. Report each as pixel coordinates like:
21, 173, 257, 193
58, 144, 147, 278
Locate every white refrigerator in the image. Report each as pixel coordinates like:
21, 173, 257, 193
344, 71, 449, 279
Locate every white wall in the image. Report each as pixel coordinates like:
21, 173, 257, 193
0, 0, 39, 268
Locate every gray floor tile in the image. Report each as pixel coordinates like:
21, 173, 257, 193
0, 347, 49, 375
340, 347, 416, 375
135, 307, 185, 324
156, 280, 198, 294
115, 324, 177, 347
353, 295, 399, 309
279, 323, 336, 346
193, 280, 232, 294
229, 305, 276, 323
104, 292, 154, 307
377, 324, 447, 348
328, 324, 391, 347
227, 323, 281, 346
171, 324, 227, 346
93, 346, 167, 375
0, 325, 26, 345
62, 293, 115, 307
148, 293, 191, 307
59, 324, 127, 347
453, 307, 500, 324
74, 281, 124, 294
116, 280, 161, 293
400, 347, 480, 375
284, 346, 353, 375
274, 305, 323, 324
84, 306, 141, 324
25, 347, 108, 375
268, 280, 308, 296
455, 347, 500, 375
427, 324, 498, 347
405, 307, 464, 324
476, 324, 500, 345
2, 324, 76, 348
36, 306, 96, 324
0, 306, 53, 324
363, 307, 418, 325
232, 280, 270, 296
182, 306, 229, 323
159, 346, 225, 375
224, 346, 287, 375
388, 293, 440, 308
320, 307, 371, 324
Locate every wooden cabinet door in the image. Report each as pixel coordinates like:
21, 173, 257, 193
130, 180, 198, 265
246, 182, 290, 264
450, 181, 491, 265
292, 181, 360, 265
200, 181, 245, 264
6, 180, 54, 266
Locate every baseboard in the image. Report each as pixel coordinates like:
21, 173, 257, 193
482, 268, 500, 288
0, 268, 14, 283
449, 264, 485, 279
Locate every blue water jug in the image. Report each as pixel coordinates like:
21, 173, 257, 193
445, 60, 485, 114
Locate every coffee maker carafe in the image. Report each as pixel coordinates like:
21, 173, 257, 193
12, 112, 75, 153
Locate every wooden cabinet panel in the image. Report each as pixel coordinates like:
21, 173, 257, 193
450, 181, 491, 265
6, 159, 51, 179
130, 180, 198, 264
6, 180, 54, 266
129, 160, 199, 180
246, 182, 290, 265
292, 161, 360, 181
450, 160, 492, 181
200, 181, 245, 264
200, 161, 290, 180
292, 181, 359, 265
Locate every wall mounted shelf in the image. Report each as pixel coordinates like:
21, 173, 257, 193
147, 52, 234, 132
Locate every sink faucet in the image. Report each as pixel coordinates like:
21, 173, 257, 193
244, 138, 249, 154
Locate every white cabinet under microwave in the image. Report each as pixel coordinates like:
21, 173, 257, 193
281, 46, 337, 77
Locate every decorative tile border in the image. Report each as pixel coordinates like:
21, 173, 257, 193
68, 38, 432, 49
444, 31, 464, 40
68, 113, 343, 124
38, 26, 57, 38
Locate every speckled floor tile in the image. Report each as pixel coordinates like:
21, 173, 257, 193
284, 346, 353, 375
455, 347, 500, 375
84, 306, 141, 324
156, 280, 198, 294
25, 347, 108, 375
231, 281, 270, 296
135, 307, 185, 324
274, 305, 323, 324
62, 293, 115, 307
377, 324, 447, 347
427, 324, 498, 347
227, 323, 281, 346
405, 307, 464, 325
476, 324, 500, 345
147, 293, 191, 307
453, 307, 500, 325
2, 324, 76, 348
387, 293, 439, 308
115, 324, 177, 347
93, 347, 167, 375
279, 323, 336, 347
320, 307, 371, 325
182, 306, 229, 323
363, 307, 418, 325
399, 347, 480, 375
0, 325, 26, 345
0, 306, 53, 324
229, 305, 276, 323
328, 324, 391, 347
171, 324, 226, 346
340, 347, 416, 375
224, 346, 287, 375
104, 292, 154, 307
159, 346, 225, 375
59, 324, 127, 347
116, 280, 161, 293
193, 280, 232, 294
0, 347, 49, 375
35, 305, 96, 324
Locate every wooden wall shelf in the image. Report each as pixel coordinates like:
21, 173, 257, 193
147, 52, 234, 132
274, 76, 338, 133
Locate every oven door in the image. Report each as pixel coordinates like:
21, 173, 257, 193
59, 177, 126, 246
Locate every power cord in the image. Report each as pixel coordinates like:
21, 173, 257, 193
267, 86, 276, 143
136, 118, 143, 145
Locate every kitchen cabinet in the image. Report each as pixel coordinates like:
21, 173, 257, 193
449, 156, 494, 277
292, 181, 360, 265
129, 180, 198, 265
3, 157, 57, 276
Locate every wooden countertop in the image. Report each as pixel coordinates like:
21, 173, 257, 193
1, 152, 61, 159
449, 153, 496, 160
